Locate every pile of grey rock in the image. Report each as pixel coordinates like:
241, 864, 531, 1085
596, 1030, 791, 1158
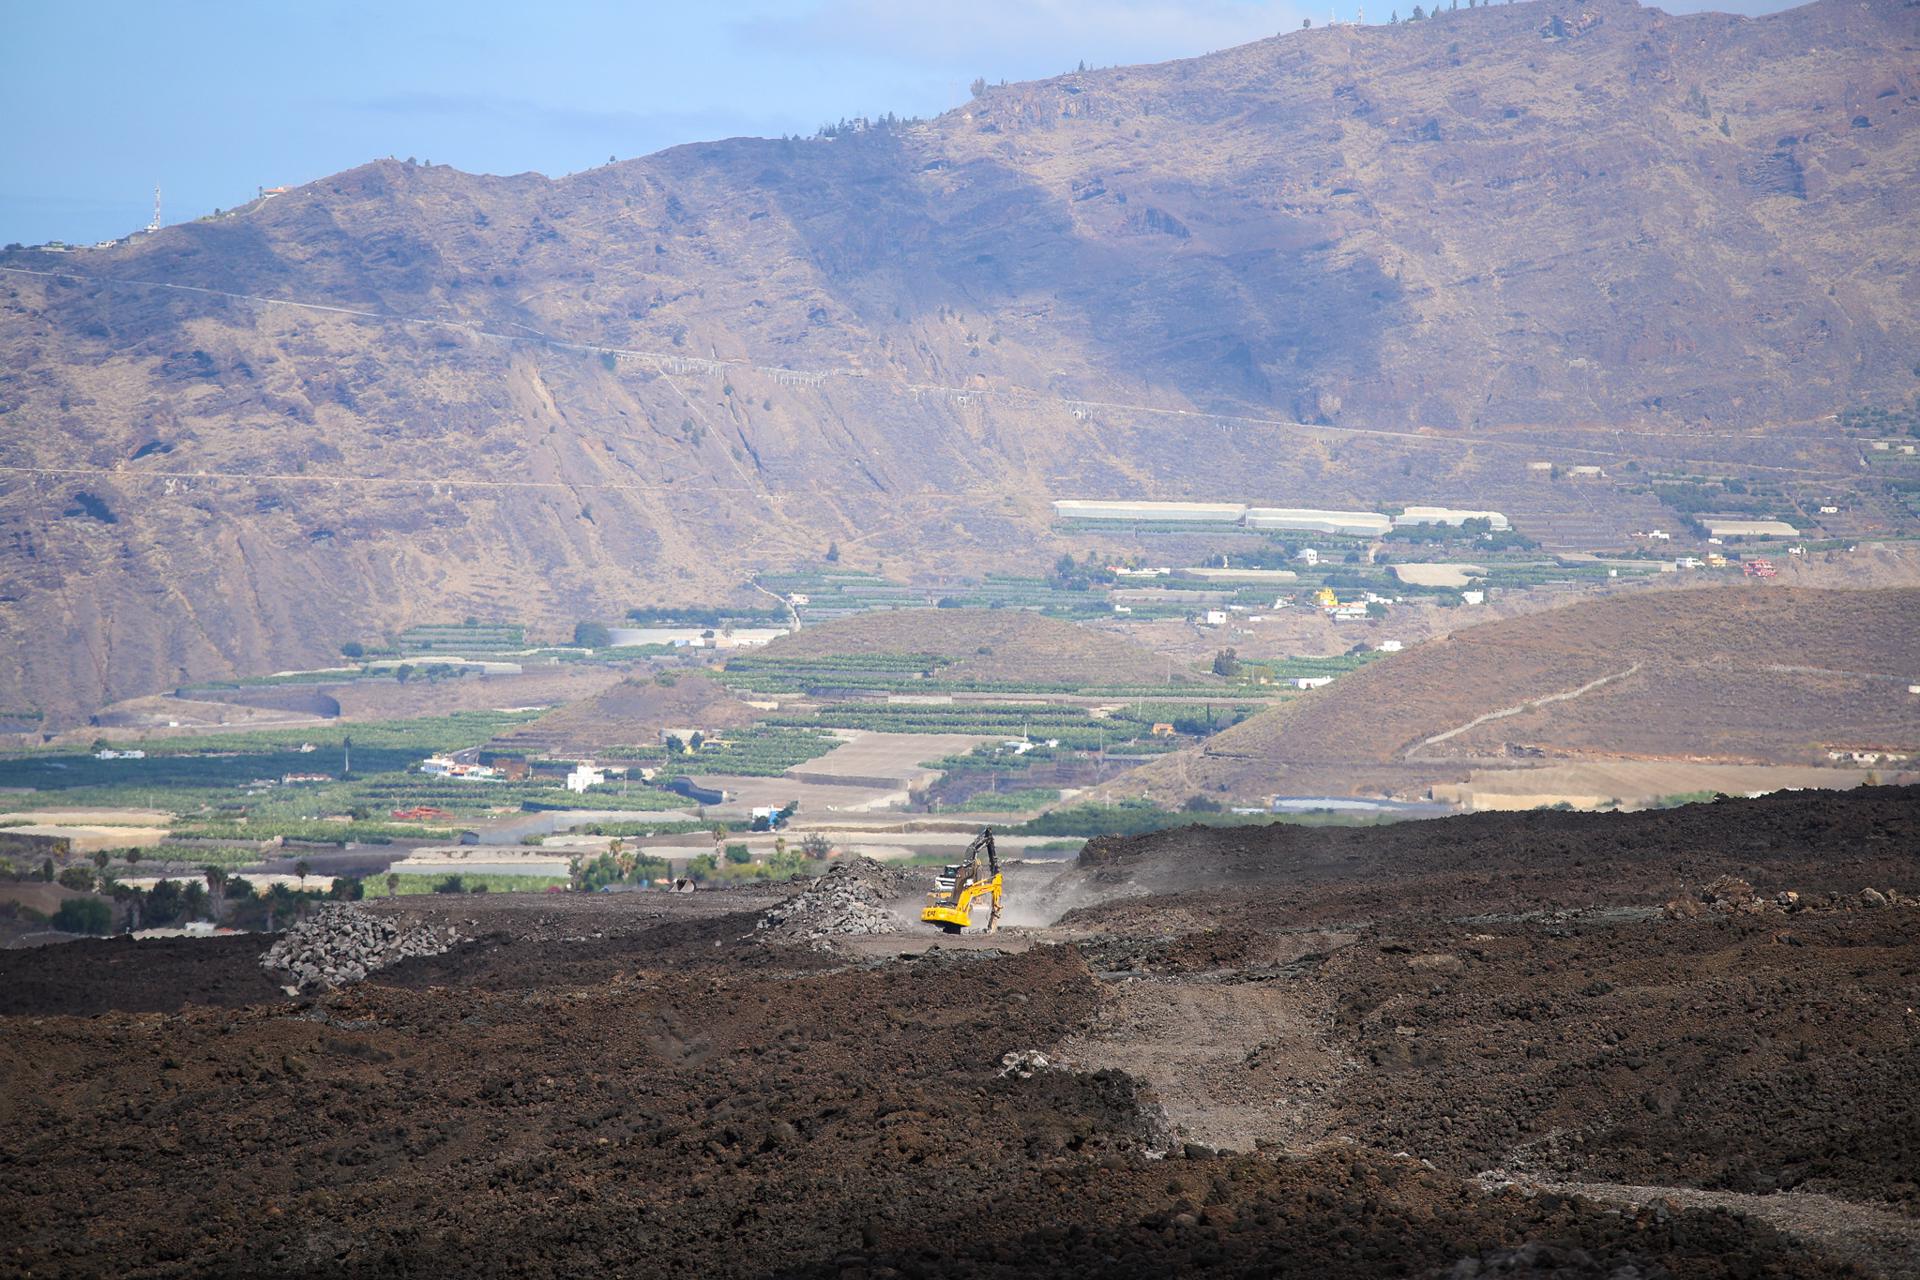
998, 1049, 1055, 1079
757, 858, 908, 943
261, 904, 458, 992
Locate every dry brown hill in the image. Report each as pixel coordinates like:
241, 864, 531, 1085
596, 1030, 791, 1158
3, 0, 1917, 725
763, 609, 1206, 687
1114, 585, 1920, 801
487, 671, 758, 759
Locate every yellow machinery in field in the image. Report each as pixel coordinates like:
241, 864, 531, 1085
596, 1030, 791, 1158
921, 828, 1003, 934
1314, 586, 1341, 611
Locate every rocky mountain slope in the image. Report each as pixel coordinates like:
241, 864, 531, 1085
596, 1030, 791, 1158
3, 0, 1916, 725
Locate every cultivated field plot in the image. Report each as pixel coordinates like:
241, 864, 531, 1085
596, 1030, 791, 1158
683, 774, 927, 816
783, 731, 995, 787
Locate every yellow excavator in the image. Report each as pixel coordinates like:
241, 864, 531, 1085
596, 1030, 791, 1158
921, 828, 1003, 934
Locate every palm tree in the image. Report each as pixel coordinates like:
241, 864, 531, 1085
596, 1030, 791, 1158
264, 883, 296, 932
294, 859, 311, 889
110, 881, 141, 933
386, 872, 400, 899
203, 866, 225, 921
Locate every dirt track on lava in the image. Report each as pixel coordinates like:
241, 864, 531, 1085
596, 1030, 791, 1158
2, 787, 1916, 1277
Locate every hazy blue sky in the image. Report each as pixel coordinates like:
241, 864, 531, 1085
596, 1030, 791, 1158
2, 0, 1803, 247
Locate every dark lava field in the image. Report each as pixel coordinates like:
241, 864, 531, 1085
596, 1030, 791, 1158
3, 787, 1917, 1278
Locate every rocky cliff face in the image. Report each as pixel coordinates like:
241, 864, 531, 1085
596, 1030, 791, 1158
3, 0, 1916, 725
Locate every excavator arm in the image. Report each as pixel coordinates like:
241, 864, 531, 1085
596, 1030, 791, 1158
921, 828, 1004, 934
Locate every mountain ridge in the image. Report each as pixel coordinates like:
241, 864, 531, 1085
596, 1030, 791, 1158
2, 0, 1916, 726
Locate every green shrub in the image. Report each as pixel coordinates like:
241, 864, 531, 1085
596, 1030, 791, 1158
56, 866, 96, 892
53, 897, 111, 934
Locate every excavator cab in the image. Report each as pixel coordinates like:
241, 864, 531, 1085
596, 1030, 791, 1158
921, 828, 1003, 934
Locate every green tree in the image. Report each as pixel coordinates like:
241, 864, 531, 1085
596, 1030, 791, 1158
147, 879, 186, 925
183, 882, 209, 920
57, 866, 96, 892
724, 843, 752, 865
970, 76, 987, 97
1211, 648, 1242, 678
340, 641, 365, 659
573, 620, 613, 648
800, 831, 833, 860
434, 874, 466, 894
53, 897, 112, 935
294, 859, 311, 888
386, 872, 401, 898
824, 541, 840, 563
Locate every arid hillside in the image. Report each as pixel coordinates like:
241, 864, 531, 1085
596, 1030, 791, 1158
760, 608, 1207, 686
3, 0, 1917, 725
487, 671, 760, 759
1113, 585, 1920, 801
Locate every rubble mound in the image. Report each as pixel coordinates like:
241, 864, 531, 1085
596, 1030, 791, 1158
757, 857, 914, 943
1662, 875, 1909, 920
261, 905, 459, 992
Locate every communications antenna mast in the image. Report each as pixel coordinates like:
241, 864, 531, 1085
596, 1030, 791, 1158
146, 185, 161, 233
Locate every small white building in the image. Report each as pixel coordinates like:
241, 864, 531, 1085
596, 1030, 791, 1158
1379, 639, 1404, 653
1460, 590, 1486, 605
565, 762, 605, 794
1294, 548, 1320, 566
1294, 676, 1335, 690
1202, 609, 1228, 626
